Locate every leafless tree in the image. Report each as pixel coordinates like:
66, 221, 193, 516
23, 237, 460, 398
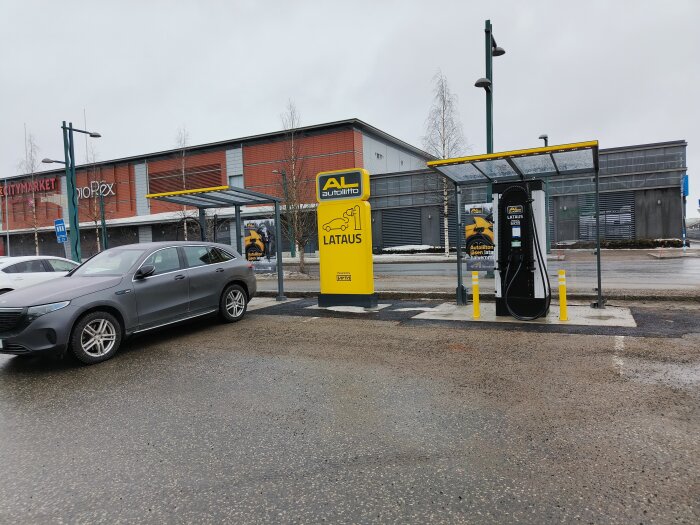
84, 143, 103, 252
175, 126, 196, 240
275, 100, 316, 273
423, 71, 467, 255
19, 129, 40, 255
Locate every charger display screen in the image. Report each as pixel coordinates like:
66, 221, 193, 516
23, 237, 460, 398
511, 226, 521, 247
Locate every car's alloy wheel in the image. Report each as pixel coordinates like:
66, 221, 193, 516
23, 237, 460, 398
220, 284, 247, 322
81, 318, 117, 357
70, 311, 122, 364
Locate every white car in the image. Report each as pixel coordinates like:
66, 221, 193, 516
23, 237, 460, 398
0, 256, 79, 294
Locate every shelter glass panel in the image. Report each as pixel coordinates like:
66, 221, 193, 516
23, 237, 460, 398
473, 159, 513, 179
552, 149, 594, 172
511, 155, 557, 177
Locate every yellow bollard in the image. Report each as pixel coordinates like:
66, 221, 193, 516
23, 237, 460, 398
472, 271, 480, 319
558, 269, 568, 321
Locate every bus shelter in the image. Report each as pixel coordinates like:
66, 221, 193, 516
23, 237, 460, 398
146, 185, 286, 301
427, 141, 604, 309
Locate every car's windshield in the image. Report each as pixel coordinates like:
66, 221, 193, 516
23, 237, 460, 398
71, 248, 146, 277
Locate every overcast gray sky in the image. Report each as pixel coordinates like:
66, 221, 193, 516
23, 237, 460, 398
2, 0, 698, 216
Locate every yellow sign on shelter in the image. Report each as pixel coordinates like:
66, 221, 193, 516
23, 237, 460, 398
316, 168, 376, 307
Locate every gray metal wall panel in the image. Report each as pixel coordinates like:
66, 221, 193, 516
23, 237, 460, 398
371, 210, 382, 250
226, 147, 244, 188
138, 225, 152, 243
578, 191, 635, 241
381, 208, 422, 247
362, 133, 426, 175
134, 163, 149, 215
421, 206, 441, 246
634, 188, 682, 239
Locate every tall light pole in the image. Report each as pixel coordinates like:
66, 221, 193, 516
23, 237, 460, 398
539, 134, 551, 254
475, 19, 505, 279
474, 19, 506, 158
43, 122, 101, 262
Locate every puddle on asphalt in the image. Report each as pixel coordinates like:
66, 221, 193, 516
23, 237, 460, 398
619, 358, 700, 389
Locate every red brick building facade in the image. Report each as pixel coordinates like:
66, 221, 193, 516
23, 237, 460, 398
2, 119, 429, 256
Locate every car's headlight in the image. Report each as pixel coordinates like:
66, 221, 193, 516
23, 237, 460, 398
26, 301, 70, 321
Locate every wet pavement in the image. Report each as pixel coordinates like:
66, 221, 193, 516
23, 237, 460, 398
0, 301, 698, 523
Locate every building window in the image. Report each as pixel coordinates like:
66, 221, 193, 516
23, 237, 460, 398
229, 174, 243, 188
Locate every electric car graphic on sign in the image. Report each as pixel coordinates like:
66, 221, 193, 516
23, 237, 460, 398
322, 205, 362, 232
323, 217, 349, 232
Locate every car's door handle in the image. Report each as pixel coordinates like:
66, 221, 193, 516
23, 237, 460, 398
174, 274, 186, 280
215, 268, 224, 273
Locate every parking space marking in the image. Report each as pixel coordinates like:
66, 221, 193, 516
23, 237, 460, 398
613, 335, 625, 376
248, 297, 300, 312
305, 304, 391, 314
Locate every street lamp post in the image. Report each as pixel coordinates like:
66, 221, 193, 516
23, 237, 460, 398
475, 19, 505, 279
474, 19, 505, 158
43, 121, 101, 262
539, 134, 551, 254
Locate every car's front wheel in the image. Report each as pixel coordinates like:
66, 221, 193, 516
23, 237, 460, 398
220, 284, 248, 322
69, 311, 122, 364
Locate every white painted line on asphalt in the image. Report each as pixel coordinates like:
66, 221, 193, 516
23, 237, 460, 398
248, 297, 300, 312
306, 304, 391, 314
394, 307, 438, 312
613, 335, 625, 376
302, 316, 320, 323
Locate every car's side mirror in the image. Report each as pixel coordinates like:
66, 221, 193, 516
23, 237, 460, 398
134, 265, 155, 279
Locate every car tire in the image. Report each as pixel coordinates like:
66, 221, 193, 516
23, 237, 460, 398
69, 311, 122, 365
220, 284, 248, 323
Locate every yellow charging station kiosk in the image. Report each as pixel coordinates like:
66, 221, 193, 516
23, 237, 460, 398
316, 168, 376, 307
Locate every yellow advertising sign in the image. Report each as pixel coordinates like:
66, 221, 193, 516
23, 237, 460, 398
316, 168, 376, 307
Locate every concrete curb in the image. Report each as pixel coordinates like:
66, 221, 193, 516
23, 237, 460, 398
257, 290, 700, 303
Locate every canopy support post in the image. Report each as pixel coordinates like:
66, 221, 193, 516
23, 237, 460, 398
455, 183, 467, 305
198, 208, 207, 241
235, 205, 242, 254
274, 201, 286, 301
592, 165, 605, 309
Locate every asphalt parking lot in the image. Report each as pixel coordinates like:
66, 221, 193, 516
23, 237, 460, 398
1, 301, 698, 523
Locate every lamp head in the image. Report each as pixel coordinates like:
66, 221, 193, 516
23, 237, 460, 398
474, 77, 492, 89
492, 46, 506, 57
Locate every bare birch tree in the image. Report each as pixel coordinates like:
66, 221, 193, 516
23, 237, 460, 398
20, 130, 41, 255
423, 71, 467, 255
84, 143, 103, 252
175, 126, 195, 240
276, 100, 316, 274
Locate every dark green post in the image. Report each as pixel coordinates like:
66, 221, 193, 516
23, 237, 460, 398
198, 208, 207, 241
62, 122, 81, 262
234, 205, 242, 254
99, 190, 108, 250
485, 19, 494, 155
274, 201, 286, 301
